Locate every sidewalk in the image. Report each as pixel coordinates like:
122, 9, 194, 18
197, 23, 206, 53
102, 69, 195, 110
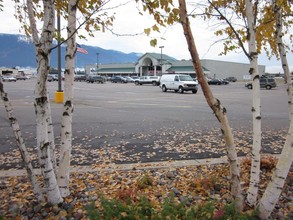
0, 157, 228, 177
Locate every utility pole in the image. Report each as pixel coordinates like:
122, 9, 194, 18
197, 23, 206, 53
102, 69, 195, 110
96, 53, 99, 75
54, 10, 64, 103
159, 46, 164, 75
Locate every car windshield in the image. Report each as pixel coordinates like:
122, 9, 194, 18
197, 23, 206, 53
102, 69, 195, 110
179, 75, 193, 81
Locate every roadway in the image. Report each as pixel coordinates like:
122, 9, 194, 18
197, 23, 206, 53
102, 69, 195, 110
0, 78, 289, 169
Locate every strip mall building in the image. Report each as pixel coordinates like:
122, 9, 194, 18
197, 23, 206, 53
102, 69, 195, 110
85, 52, 266, 81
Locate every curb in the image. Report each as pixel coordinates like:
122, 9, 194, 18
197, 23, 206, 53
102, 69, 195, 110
0, 157, 228, 177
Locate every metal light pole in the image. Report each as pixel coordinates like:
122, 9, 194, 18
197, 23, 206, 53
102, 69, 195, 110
54, 10, 64, 103
159, 46, 164, 75
96, 53, 99, 75
57, 11, 62, 92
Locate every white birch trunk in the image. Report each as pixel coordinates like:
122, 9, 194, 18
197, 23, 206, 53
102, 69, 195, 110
258, 121, 293, 219
245, 0, 262, 207
57, 0, 77, 197
178, 0, 243, 210
274, 1, 293, 121
0, 81, 44, 202
47, 95, 57, 172
257, 2, 293, 218
27, 0, 62, 204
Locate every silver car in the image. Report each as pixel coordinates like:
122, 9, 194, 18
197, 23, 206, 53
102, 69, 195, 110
2, 76, 17, 82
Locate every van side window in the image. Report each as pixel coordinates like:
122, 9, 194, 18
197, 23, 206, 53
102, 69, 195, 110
175, 76, 179, 81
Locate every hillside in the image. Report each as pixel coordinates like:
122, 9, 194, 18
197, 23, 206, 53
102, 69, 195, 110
0, 33, 142, 69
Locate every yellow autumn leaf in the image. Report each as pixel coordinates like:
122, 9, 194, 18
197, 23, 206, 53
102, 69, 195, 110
144, 28, 151, 36
150, 39, 157, 47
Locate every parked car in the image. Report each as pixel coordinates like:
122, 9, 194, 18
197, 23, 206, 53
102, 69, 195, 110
110, 76, 128, 83
124, 76, 135, 83
134, 76, 160, 86
16, 75, 30, 80
86, 75, 106, 84
159, 74, 198, 94
74, 75, 86, 81
2, 76, 17, 82
51, 74, 59, 81
47, 75, 53, 82
208, 78, 222, 85
219, 79, 229, 85
245, 77, 277, 90
224, 76, 237, 82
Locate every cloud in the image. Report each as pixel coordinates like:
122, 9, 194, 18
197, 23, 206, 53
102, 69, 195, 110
1, 0, 292, 74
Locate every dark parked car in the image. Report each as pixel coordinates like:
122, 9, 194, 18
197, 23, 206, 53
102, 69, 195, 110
86, 75, 105, 84
219, 79, 229, 85
245, 77, 277, 90
224, 76, 237, 82
110, 76, 128, 83
74, 75, 86, 81
208, 78, 222, 85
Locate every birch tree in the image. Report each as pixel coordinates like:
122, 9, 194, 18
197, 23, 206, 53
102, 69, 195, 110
0, 80, 44, 202
27, 0, 63, 205
273, 0, 293, 120
6, 0, 115, 204
178, 0, 244, 209
203, 0, 292, 212
138, 0, 243, 209
54, 0, 114, 197
244, 0, 262, 207
138, 0, 292, 216
57, 0, 78, 197
202, 0, 264, 206
257, 1, 293, 218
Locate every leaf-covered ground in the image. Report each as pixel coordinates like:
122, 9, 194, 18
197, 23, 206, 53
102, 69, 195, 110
0, 127, 286, 170
0, 156, 292, 219
0, 127, 291, 219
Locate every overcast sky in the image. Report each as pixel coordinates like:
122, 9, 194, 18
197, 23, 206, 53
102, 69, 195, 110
0, 0, 291, 73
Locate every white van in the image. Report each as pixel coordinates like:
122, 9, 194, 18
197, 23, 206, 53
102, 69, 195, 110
159, 74, 198, 94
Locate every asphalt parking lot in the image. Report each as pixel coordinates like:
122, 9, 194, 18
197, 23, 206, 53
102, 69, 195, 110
0, 78, 289, 169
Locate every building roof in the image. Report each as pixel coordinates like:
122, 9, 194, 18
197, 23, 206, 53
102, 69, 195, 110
141, 53, 177, 64
86, 53, 209, 74
168, 60, 209, 72
99, 67, 135, 73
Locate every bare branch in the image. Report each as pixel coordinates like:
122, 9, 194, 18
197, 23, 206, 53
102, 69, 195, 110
207, 0, 250, 59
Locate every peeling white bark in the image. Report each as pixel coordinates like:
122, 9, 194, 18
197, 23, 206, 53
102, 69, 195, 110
258, 120, 293, 219
27, 0, 62, 204
245, 0, 262, 207
57, 0, 77, 197
258, 2, 293, 218
0, 80, 44, 202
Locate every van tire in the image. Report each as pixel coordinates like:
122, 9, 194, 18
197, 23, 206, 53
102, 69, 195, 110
152, 81, 157, 86
192, 89, 197, 94
162, 85, 167, 92
247, 84, 252, 89
266, 85, 272, 90
178, 86, 184, 93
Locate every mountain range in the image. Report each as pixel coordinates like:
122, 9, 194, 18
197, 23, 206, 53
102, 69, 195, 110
0, 33, 143, 69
